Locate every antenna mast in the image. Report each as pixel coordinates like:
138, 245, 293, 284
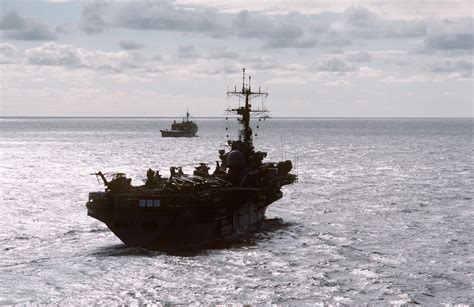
226, 68, 269, 145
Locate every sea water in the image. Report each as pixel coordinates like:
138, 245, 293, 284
0, 118, 472, 304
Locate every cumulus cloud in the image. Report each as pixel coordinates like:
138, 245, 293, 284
25, 42, 138, 72
0, 11, 56, 41
0, 42, 19, 63
119, 40, 144, 50
424, 33, 474, 50
0, 43, 17, 56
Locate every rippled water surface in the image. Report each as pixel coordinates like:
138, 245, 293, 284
1, 118, 473, 304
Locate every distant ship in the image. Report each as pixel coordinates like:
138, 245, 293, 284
160, 110, 198, 137
86, 69, 297, 248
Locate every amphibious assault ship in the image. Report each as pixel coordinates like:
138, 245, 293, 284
86, 69, 297, 248
160, 110, 198, 137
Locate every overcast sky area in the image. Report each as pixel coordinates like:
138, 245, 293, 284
0, 0, 472, 117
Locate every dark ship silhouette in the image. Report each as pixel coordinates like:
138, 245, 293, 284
160, 110, 198, 137
86, 69, 297, 248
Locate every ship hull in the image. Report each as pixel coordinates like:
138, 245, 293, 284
86, 189, 281, 248
160, 128, 197, 138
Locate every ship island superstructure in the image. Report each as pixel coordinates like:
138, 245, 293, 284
86, 69, 297, 248
160, 110, 198, 137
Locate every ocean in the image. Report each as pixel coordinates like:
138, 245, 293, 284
0, 118, 472, 304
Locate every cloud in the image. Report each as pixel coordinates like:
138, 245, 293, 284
114, 3, 306, 43
175, 1, 473, 20
325, 79, 353, 86
4, 25, 56, 41
118, 40, 144, 50
176, 45, 199, 59
318, 35, 351, 47
240, 55, 279, 70
430, 58, 473, 77
424, 33, 474, 50
242, 12, 318, 50
0, 10, 25, 29
330, 6, 426, 38
263, 38, 317, 49
72, 2, 321, 49
208, 50, 239, 60
316, 57, 356, 72
345, 51, 372, 62
0, 11, 56, 41
115, 2, 221, 34
0, 42, 19, 64
80, 1, 108, 34
75, 1, 474, 53
0, 43, 17, 56
55, 23, 78, 35
193, 62, 241, 75
25, 42, 138, 72
234, 10, 303, 40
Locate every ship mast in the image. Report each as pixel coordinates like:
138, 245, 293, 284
226, 68, 268, 146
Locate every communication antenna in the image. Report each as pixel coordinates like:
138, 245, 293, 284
225, 68, 269, 146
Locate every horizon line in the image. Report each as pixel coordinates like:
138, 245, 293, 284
0, 116, 472, 119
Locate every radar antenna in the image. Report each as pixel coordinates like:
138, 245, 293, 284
226, 68, 269, 146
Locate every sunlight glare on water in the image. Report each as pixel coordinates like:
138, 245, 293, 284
0, 118, 472, 304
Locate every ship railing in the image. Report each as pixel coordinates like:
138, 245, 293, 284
192, 173, 232, 187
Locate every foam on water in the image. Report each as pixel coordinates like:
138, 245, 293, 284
1, 118, 472, 304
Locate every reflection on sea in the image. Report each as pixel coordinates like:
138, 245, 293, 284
1, 118, 472, 304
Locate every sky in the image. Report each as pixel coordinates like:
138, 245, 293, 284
0, 0, 472, 117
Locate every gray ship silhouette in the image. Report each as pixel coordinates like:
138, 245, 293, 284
86, 69, 297, 248
160, 110, 198, 137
